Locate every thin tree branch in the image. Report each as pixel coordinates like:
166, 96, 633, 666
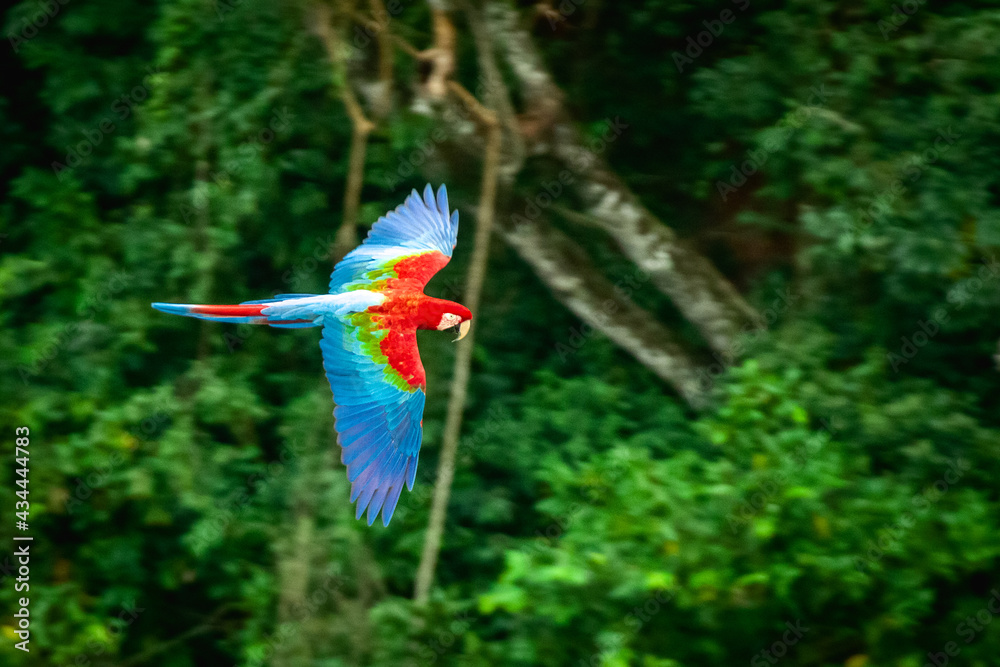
413, 82, 501, 605
423, 1, 456, 99
310, 1, 376, 262
389, 30, 423, 58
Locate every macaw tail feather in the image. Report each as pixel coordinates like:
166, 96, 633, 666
152, 291, 385, 328
152, 295, 320, 328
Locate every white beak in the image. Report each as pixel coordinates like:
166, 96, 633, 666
454, 320, 471, 342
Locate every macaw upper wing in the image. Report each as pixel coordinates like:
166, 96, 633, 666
329, 184, 459, 293
320, 309, 427, 526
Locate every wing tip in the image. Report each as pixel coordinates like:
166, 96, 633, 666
435, 183, 448, 212
344, 450, 416, 527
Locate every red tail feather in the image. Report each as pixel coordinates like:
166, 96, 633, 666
188, 304, 267, 317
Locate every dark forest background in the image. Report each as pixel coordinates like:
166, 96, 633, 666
3, 0, 1000, 665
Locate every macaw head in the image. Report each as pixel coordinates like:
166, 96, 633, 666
419, 298, 473, 341
435, 305, 473, 341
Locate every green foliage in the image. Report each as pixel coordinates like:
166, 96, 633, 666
472, 335, 1000, 666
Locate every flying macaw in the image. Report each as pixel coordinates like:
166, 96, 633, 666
152, 184, 472, 526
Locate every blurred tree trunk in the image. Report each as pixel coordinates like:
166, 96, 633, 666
499, 212, 709, 407
485, 1, 758, 356
271, 508, 315, 666
311, 0, 376, 262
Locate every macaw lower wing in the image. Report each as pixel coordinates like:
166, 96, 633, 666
320, 313, 426, 526
152, 292, 385, 327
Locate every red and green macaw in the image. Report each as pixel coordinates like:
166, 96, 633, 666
152, 185, 472, 526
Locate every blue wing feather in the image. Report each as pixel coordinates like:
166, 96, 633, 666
320, 317, 425, 526
329, 184, 459, 293
405, 456, 418, 490
241, 293, 317, 304
381, 482, 405, 524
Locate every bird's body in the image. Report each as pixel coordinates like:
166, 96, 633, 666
153, 185, 471, 526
